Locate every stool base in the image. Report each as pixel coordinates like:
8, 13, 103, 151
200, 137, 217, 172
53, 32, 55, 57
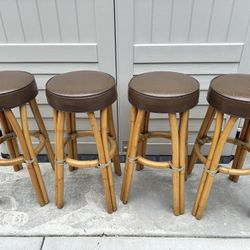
188, 105, 250, 219
54, 106, 121, 213
120, 106, 189, 216
0, 99, 54, 206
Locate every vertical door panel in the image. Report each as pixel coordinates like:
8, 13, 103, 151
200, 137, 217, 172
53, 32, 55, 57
0, 0, 116, 154
116, 0, 250, 155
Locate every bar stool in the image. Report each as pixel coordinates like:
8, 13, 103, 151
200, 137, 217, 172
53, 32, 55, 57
0, 71, 54, 206
120, 71, 199, 215
46, 70, 121, 213
188, 74, 250, 220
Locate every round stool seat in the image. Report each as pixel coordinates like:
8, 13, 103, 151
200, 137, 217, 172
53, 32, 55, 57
128, 71, 199, 113
207, 74, 250, 118
0, 71, 38, 110
46, 71, 117, 112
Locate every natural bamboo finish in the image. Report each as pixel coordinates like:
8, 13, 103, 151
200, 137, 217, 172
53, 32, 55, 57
55, 111, 65, 208
20, 105, 49, 204
121, 109, 145, 204
179, 111, 189, 214
4, 109, 45, 206
108, 105, 122, 176
5, 116, 22, 170
120, 106, 190, 215
229, 119, 250, 182
0, 112, 22, 171
0, 131, 45, 166
101, 108, 117, 211
189, 104, 250, 219
31, 131, 46, 155
219, 166, 250, 175
65, 112, 76, 171
29, 99, 55, 170
192, 111, 224, 217
88, 111, 113, 213
169, 113, 180, 215
54, 107, 120, 213
120, 106, 137, 201
0, 100, 54, 206
53, 109, 58, 138
53, 109, 57, 206
66, 158, 99, 168
137, 156, 170, 169
71, 113, 78, 162
188, 106, 216, 174
0, 155, 23, 166
140, 131, 171, 140
136, 112, 150, 171
195, 115, 237, 219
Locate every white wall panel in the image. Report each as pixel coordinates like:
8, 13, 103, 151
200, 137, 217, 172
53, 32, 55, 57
117, 0, 250, 155
0, 0, 116, 155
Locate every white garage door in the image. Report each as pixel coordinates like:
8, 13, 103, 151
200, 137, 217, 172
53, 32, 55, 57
116, 0, 250, 155
0, 0, 116, 154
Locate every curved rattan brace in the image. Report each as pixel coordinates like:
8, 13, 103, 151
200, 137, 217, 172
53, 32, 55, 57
0, 132, 16, 144
196, 136, 212, 145
64, 130, 94, 146
138, 131, 171, 143
0, 130, 45, 167
0, 156, 24, 166
128, 156, 171, 170
65, 134, 116, 169
227, 138, 250, 151
30, 131, 46, 155
195, 135, 250, 177
218, 165, 250, 176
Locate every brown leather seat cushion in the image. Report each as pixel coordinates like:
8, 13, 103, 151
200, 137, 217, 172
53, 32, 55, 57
46, 71, 117, 112
0, 71, 38, 110
128, 71, 199, 113
207, 74, 250, 118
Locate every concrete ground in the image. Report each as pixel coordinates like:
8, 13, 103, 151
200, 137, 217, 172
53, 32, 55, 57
1, 236, 250, 250
0, 158, 250, 249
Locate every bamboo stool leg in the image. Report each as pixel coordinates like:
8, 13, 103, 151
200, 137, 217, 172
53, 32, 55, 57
169, 113, 180, 216
120, 106, 137, 200
136, 112, 150, 171
4, 109, 45, 206
187, 106, 216, 175
195, 115, 238, 220
179, 111, 189, 214
88, 111, 113, 213
20, 104, 49, 204
101, 108, 117, 211
192, 111, 223, 216
0, 112, 22, 171
53, 109, 58, 205
29, 99, 55, 170
107, 106, 121, 176
184, 114, 189, 181
65, 112, 77, 171
55, 111, 65, 208
121, 109, 145, 204
71, 113, 78, 168
229, 119, 250, 182
5, 116, 23, 171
